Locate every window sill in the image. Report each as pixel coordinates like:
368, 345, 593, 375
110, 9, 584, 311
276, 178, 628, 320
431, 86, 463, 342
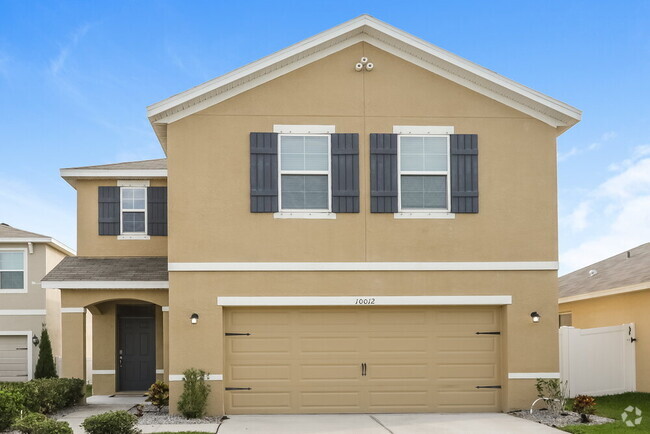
117, 234, 151, 240
394, 212, 455, 219
0, 289, 28, 294
274, 212, 336, 220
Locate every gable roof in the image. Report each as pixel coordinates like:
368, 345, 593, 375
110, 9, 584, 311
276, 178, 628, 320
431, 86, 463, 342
60, 158, 167, 186
147, 14, 582, 149
0, 223, 76, 256
559, 242, 650, 302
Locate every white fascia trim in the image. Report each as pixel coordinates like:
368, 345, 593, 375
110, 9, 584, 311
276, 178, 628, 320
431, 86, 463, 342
0, 331, 33, 380
274, 212, 336, 219
170, 261, 558, 272
169, 374, 223, 382
559, 282, 650, 304
147, 15, 580, 139
0, 238, 76, 257
393, 126, 455, 135
394, 212, 455, 219
156, 369, 164, 374
273, 125, 335, 134
0, 309, 46, 316
218, 295, 512, 307
42, 281, 169, 289
92, 370, 116, 375
161, 306, 169, 312
509, 372, 560, 379
61, 308, 85, 313
117, 180, 150, 187
60, 169, 168, 178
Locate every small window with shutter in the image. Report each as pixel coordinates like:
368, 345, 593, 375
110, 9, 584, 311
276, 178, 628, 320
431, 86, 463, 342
98, 185, 167, 236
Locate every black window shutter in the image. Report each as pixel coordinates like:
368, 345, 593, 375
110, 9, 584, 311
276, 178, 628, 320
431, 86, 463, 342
450, 134, 479, 213
331, 133, 359, 213
370, 133, 398, 213
250, 132, 279, 213
147, 187, 168, 236
98, 186, 120, 235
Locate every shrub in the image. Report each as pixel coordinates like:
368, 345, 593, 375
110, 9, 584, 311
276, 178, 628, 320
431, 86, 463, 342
535, 378, 569, 415
34, 328, 58, 379
177, 368, 211, 419
146, 380, 169, 411
12, 412, 72, 434
572, 395, 596, 423
0, 389, 25, 430
0, 377, 85, 414
81, 411, 140, 434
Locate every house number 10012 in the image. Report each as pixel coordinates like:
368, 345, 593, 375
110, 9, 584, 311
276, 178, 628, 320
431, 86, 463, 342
355, 298, 376, 305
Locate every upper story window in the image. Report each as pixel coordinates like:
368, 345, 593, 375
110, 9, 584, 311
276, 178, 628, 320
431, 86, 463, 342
398, 135, 450, 212
0, 250, 25, 291
121, 187, 147, 234
278, 135, 331, 212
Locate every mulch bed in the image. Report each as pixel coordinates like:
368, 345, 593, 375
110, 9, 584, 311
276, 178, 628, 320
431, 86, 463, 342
509, 409, 614, 428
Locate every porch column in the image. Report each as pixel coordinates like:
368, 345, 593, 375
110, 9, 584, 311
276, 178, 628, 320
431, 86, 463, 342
163, 306, 169, 383
61, 308, 86, 380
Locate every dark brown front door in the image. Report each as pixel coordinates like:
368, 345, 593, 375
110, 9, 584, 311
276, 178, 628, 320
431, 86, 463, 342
118, 314, 156, 391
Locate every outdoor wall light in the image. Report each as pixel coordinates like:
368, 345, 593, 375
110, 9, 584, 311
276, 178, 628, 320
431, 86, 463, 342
32, 335, 40, 346
531, 312, 541, 323
190, 313, 199, 325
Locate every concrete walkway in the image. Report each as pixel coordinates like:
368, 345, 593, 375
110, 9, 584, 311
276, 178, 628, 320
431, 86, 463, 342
58, 397, 559, 433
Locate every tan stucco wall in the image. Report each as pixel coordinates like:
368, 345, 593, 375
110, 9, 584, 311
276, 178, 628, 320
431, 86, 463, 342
75, 179, 168, 257
560, 290, 650, 392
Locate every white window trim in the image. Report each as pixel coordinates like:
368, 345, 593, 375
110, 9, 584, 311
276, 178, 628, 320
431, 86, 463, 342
0, 331, 33, 380
397, 134, 451, 214
117, 235, 151, 240
393, 125, 454, 135
274, 212, 336, 219
117, 180, 150, 187
120, 187, 148, 235
278, 134, 332, 214
0, 248, 28, 293
274, 125, 335, 134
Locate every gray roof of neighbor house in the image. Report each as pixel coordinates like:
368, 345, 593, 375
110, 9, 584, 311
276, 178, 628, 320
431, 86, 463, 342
559, 242, 650, 299
0, 223, 76, 256
63, 159, 167, 171
42, 256, 168, 282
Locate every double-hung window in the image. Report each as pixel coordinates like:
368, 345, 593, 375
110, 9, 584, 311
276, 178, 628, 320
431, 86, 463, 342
398, 135, 450, 211
121, 187, 147, 234
0, 250, 25, 291
278, 135, 331, 212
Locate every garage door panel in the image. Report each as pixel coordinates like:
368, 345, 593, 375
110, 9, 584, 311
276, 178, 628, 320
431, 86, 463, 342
225, 306, 501, 414
229, 310, 289, 326
0, 336, 28, 382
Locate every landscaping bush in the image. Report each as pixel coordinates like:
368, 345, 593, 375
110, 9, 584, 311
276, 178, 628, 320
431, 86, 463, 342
12, 412, 72, 434
535, 378, 569, 415
572, 395, 596, 423
34, 328, 58, 379
146, 380, 169, 411
81, 410, 140, 434
177, 368, 211, 419
0, 377, 85, 414
0, 389, 25, 431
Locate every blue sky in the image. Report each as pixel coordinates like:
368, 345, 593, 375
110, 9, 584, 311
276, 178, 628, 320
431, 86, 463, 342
0, 1, 649, 274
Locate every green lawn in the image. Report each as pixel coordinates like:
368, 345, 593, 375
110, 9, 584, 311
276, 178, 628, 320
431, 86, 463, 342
561, 392, 650, 433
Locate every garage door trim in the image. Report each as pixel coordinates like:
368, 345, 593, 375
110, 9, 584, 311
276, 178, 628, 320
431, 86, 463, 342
218, 295, 512, 306
0, 331, 33, 381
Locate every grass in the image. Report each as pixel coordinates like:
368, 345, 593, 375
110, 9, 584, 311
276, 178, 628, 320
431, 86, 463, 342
157, 432, 213, 434
561, 392, 650, 433
85, 384, 93, 397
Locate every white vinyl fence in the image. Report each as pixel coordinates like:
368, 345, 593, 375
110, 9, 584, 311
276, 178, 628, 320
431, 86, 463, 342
560, 324, 636, 397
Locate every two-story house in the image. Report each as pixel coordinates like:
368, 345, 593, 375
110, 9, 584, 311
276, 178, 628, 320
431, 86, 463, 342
42, 15, 581, 415
0, 223, 74, 381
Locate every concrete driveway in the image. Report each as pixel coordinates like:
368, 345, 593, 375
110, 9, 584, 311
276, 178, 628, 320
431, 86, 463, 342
218, 413, 559, 433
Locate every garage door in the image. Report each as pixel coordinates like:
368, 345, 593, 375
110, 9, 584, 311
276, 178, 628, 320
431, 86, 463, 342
0, 335, 29, 382
224, 306, 501, 414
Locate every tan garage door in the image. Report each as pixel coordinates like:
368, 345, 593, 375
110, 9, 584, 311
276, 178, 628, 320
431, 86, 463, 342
0, 335, 29, 382
224, 306, 501, 414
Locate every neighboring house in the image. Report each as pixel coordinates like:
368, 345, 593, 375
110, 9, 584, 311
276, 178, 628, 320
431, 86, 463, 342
559, 243, 649, 392
42, 15, 581, 415
0, 223, 74, 381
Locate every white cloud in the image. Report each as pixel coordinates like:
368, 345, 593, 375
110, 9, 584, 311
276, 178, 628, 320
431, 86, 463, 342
558, 131, 616, 162
49, 23, 91, 76
560, 156, 650, 274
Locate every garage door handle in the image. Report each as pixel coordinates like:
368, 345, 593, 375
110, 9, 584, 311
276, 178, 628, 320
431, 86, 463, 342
475, 332, 500, 335
361, 363, 367, 376
225, 333, 251, 336
225, 387, 251, 391
476, 385, 501, 389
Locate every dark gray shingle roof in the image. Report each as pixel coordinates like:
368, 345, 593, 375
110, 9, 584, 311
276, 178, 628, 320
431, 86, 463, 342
0, 223, 50, 239
559, 242, 650, 298
42, 257, 168, 281
63, 158, 167, 171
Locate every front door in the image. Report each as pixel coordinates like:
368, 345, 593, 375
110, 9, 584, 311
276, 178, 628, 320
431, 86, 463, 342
118, 315, 156, 391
